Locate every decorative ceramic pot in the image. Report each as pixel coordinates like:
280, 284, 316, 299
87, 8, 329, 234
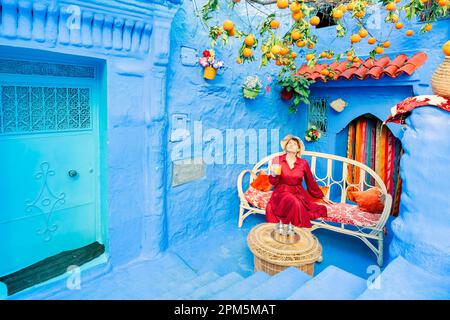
281, 87, 294, 100
243, 87, 260, 99
431, 56, 450, 98
203, 66, 217, 80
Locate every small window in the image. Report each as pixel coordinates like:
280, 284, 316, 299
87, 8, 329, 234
308, 97, 328, 136
316, 7, 337, 29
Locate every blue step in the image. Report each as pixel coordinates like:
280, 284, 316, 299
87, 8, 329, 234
159, 271, 220, 300
186, 272, 244, 300
288, 265, 367, 300
358, 257, 450, 300
209, 272, 271, 300
246, 267, 311, 300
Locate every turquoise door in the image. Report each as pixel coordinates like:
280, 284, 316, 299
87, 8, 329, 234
0, 65, 102, 277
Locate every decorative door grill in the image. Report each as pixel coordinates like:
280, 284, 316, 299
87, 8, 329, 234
308, 97, 328, 136
0, 86, 91, 134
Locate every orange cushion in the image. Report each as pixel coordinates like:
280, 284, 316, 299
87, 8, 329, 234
250, 171, 272, 192
319, 186, 329, 196
349, 187, 385, 214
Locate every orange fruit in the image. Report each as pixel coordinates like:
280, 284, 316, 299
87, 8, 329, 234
386, 3, 396, 11
359, 29, 368, 38
271, 45, 282, 55
306, 53, 314, 61
375, 46, 384, 54
395, 0, 401, 3
443, 41, 450, 56
438, 0, 448, 6
395, 22, 404, 29
296, 40, 306, 47
277, 0, 289, 9
383, 41, 391, 48
242, 48, 252, 58
291, 29, 302, 41
333, 9, 344, 20
391, 14, 399, 23
421, 0, 428, 3
355, 11, 365, 18
310, 16, 321, 26
307, 43, 315, 49
353, 57, 362, 63
223, 20, 234, 31
292, 11, 303, 21
280, 47, 289, 55
368, 37, 377, 44
347, 2, 355, 11
244, 34, 255, 46
406, 29, 414, 36
229, 28, 235, 36
275, 60, 282, 66
350, 34, 362, 43
327, 53, 333, 59
291, 52, 298, 59
290, 2, 301, 13
320, 69, 330, 76
320, 51, 327, 58
425, 23, 432, 32
265, 52, 271, 58
270, 20, 280, 29
347, 55, 354, 61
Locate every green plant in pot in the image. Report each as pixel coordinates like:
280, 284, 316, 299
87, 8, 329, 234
278, 69, 314, 113
243, 75, 262, 99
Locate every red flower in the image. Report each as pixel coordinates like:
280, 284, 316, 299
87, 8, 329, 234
203, 50, 211, 58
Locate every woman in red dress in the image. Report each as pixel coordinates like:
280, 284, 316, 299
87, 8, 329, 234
266, 135, 331, 228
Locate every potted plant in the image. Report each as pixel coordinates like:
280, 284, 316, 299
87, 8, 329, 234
242, 76, 262, 99
305, 125, 321, 142
277, 71, 314, 113
199, 49, 224, 80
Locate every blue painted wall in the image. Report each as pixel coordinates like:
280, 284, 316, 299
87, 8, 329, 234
0, 0, 448, 297
165, 0, 449, 246
390, 106, 450, 277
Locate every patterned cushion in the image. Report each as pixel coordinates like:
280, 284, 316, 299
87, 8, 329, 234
321, 202, 381, 227
244, 186, 272, 210
243, 187, 381, 227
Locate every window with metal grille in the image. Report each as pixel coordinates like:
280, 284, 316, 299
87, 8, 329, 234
0, 86, 91, 135
308, 97, 328, 136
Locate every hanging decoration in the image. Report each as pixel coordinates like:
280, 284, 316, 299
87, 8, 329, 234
199, 49, 225, 80
242, 75, 263, 98
304, 125, 322, 141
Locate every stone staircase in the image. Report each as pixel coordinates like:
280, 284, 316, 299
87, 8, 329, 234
157, 256, 450, 300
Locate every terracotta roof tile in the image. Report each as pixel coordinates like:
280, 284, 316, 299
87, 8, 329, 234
296, 52, 427, 82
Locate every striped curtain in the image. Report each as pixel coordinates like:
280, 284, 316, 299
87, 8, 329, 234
346, 115, 403, 216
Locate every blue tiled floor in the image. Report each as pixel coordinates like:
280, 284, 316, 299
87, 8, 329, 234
12, 214, 397, 299
169, 214, 396, 280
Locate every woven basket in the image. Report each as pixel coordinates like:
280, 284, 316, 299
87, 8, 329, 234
431, 56, 450, 98
254, 255, 315, 276
247, 223, 322, 277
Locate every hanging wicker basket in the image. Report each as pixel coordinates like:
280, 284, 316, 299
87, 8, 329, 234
431, 56, 450, 98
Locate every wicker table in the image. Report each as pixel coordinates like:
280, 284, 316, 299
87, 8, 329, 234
247, 223, 322, 276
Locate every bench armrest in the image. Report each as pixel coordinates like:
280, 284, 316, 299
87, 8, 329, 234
237, 170, 253, 201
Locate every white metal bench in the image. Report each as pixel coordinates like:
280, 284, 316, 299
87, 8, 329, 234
237, 151, 393, 266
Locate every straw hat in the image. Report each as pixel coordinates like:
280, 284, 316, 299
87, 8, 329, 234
280, 134, 305, 157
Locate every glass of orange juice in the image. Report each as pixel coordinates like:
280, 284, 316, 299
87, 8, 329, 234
273, 164, 281, 175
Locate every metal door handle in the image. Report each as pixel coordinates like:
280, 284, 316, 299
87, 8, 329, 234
68, 170, 78, 178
